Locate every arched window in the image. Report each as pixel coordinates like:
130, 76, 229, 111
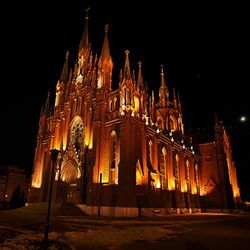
185, 159, 190, 192
134, 96, 139, 112
69, 117, 84, 152
109, 100, 113, 112
149, 140, 153, 166
160, 147, 167, 189
110, 131, 118, 184
136, 159, 143, 185
194, 163, 199, 193
116, 97, 120, 109
170, 117, 176, 131
174, 154, 180, 190
114, 98, 117, 110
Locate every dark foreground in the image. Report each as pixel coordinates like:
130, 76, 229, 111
0, 209, 250, 249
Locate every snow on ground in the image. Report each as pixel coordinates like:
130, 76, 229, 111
0, 214, 239, 249
0, 219, 187, 249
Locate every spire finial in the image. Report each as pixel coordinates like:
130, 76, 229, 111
137, 61, 144, 91
125, 49, 130, 56
124, 50, 131, 80
85, 7, 90, 20
161, 65, 166, 87
60, 51, 69, 83
105, 24, 109, 33
66, 50, 69, 59
79, 8, 90, 51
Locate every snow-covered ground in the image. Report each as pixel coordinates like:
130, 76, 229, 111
0, 215, 232, 249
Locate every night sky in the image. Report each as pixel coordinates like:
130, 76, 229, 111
1, 2, 249, 200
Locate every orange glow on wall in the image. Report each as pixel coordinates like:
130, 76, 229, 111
134, 97, 139, 113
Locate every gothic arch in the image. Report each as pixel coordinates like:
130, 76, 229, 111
136, 159, 143, 185
61, 159, 79, 184
160, 147, 167, 189
69, 116, 84, 150
109, 130, 118, 184
174, 153, 180, 190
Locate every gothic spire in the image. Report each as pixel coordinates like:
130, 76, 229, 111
178, 92, 181, 111
44, 92, 51, 117
59, 51, 69, 83
123, 50, 131, 80
79, 8, 90, 51
161, 64, 166, 87
100, 24, 111, 63
137, 61, 144, 91
159, 65, 169, 107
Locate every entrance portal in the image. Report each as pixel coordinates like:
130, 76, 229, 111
61, 159, 80, 204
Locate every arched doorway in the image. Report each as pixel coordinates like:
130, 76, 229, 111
61, 159, 80, 204
59, 116, 85, 204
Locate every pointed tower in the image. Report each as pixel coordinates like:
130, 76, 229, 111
55, 52, 68, 107
78, 7, 91, 79
156, 65, 184, 133
79, 8, 90, 53
44, 92, 51, 117
158, 65, 169, 107
137, 61, 144, 92
123, 50, 131, 80
97, 24, 113, 91
120, 50, 134, 107
60, 51, 69, 84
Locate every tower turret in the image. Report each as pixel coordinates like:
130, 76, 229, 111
137, 61, 144, 92
97, 24, 113, 91
120, 50, 134, 107
158, 65, 169, 107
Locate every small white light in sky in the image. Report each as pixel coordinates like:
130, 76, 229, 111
240, 116, 247, 122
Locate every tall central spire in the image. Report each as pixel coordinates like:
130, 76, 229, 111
79, 7, 90, 51
100, 24, 111, 62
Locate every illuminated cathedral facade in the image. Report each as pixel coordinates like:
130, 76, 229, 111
28, 14, 241, 216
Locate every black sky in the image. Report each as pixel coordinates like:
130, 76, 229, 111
1, 2, 249, 200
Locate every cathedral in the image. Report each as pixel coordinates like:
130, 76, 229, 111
28, 13, 241, 216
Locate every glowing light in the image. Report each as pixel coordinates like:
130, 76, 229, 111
156, 128, 160, 133
145, 120, 149, 125
156, 181, 161, 188
240, 116, 247, 122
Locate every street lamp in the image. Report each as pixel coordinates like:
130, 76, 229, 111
44, 149, 60, 244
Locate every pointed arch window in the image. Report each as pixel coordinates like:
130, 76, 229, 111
194, 163, 199, 194
160, 147, 167, 189
185, 159, 190, 192
170, 117, 176, 131
109, 100, 113, 112
174, 154, 180, 191
149, 140, 153, 167
136, 159, 143, 185
110, 131, 118, 184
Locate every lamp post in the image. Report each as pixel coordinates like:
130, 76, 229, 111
44, 149, 60, 244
